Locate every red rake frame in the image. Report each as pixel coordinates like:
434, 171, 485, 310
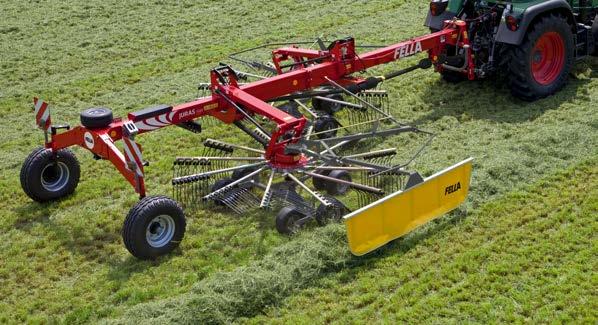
41, 21, 469, 198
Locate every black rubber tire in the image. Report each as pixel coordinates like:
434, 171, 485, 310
80, 107, 113, 129
277, 102, 303, 118
275, 207, 307, 235
211, 178, 233, 206
313, 113, 339, 139
315, 197, 348, 226
506, 14, 574, 101
20, 147, 80, 202
312, 94, 344, 114
231, 166, 260, 182
325, 170, 352, 195
312, 170, 331, 191
122, 196, 186, 260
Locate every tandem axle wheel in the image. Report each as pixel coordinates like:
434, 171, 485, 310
123, 195, 186, 260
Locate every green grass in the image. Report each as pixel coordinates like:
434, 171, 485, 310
0, 0, 596, 323
246, 157, 598, 324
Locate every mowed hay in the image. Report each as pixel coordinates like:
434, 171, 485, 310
109, 225, 351, 324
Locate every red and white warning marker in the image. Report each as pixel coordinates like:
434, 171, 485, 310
33, 98, 52, 131
123, 136, 144, 178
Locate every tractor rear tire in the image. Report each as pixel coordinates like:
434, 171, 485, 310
20, 147, 80, 202
122, 196, 186, 260
80, 107, 113, 129
507, 14, 574, 101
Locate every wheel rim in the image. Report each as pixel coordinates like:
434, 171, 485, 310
87, 108, 107, 116
40, 162, 70, 192
146, 215, 176, 248
286, 213, 302, 233
531, 31, 565, 86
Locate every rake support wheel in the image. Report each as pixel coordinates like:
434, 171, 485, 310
325, 170, 352, 195
313, 114, 339, 139
276, 207, 308, 235
312, 94, 344, 114
210, 178, 234, 206
123, 196, 186, 260
315, 197, 348, 226
20, 147, 80, 202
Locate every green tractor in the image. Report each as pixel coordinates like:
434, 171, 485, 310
426, 0, 597, 100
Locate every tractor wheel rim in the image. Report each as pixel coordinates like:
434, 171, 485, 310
146, 215, 175, 248
41, 162, 70, 192
531, 31, 565, 86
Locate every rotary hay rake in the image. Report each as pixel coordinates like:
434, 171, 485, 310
21, 22, 474, 259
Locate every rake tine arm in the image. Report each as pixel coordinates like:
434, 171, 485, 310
204, 138, 265, 154
285, 173, 330, 206
312, 96, 364, 110
172, 162, 267, 185
324, 77, 397, 123
369, 132, 436, 178
306, 166, 376, 172
345, 148, 397, 159
298, 126, 420, 147
174, 157, 264, 162
260, 170, 276, 208
203, 166, 267, 201
293, 99, 318, 118
302, 171, 384, 195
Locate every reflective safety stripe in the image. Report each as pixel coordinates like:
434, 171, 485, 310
33, 98, 51, 131
344, 158, 473, 256
123, 137, 144, 177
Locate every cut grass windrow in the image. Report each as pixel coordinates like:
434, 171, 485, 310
248, 156, 598, 324
110, 156, 597, 324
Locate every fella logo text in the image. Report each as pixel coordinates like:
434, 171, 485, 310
445, 182, 461, 195
394, 41, 423, 59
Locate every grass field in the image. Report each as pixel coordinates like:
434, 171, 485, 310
0, 0, 596, 323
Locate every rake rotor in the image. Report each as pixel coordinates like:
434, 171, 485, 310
173, 108, 433, 233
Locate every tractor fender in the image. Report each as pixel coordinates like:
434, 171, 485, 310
495, 0, 575, 46
424, 10, 457, 31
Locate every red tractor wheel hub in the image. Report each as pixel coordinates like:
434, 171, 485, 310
531, 32, 565, 86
